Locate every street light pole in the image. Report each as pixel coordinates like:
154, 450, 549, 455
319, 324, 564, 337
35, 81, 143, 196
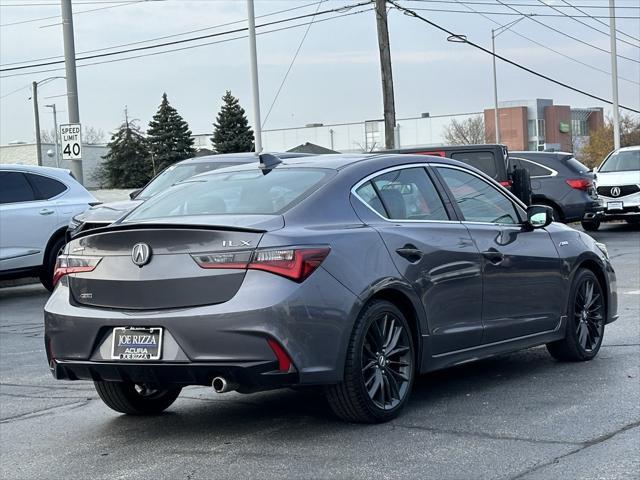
609, 0, 620, 150
491, 30, 500, 144
246, 0, 263, 154
61, 0, 83, 183
46, 104, 60, 168
32, 81, 43, 166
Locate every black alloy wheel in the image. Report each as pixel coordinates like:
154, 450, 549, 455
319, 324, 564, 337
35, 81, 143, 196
326, 300, 415, 423
547, 269, 605, 361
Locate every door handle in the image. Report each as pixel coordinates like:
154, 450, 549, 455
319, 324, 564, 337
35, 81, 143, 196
396, 244, 424, 263
39, 209, 55, 216
482, 249, 504, 265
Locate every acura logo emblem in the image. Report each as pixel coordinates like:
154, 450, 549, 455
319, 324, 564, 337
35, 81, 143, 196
131, 243, 151, 267
610, 186, 621, 197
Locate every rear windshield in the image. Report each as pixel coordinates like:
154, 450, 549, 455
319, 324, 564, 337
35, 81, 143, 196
450, 151, 498, 179
125, 168, 330, 221
566, 157, 590, 173
599, 149, 639, 173
139, 162, 244, 199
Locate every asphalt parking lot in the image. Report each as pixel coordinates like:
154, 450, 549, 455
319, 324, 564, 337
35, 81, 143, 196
1, 223, 638, 480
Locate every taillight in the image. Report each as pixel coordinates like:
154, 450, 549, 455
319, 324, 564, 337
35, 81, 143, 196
192, 247, 330, 282
565, 178, 592, 190
499, 180, 513, 188
267, 338, 293, 372
52, 255, 102, 287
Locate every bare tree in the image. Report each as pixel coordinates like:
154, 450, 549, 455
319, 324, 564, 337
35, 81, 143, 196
443, 116, 485, 145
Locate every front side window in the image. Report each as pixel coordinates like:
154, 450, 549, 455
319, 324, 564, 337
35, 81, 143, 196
26, 173, 67, 199
355, 167, 448, 221
437, 167, 520, 224
450, 151, 498, 179
126, 168, 330, 221
0, 172, 36, 204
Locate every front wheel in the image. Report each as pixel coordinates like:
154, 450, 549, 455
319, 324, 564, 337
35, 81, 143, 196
547, 269, 605, 362
326, 300, 415, 423
581, 219, 601, 232
94, 381, 182, 415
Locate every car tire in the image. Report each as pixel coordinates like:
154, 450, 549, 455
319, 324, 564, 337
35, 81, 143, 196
581, 219, 601, 231
546, 269, 605, 362
39, 235, 66, 292
511, 167, 532, 206
325, 300, 415, 423
94, 381, 182, 415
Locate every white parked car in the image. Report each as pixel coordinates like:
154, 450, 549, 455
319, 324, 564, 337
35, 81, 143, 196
0, 165, 97, 290
582, 145, 640, 231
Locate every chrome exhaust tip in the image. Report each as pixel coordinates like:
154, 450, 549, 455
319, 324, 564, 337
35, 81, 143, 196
212, 376, 238, 393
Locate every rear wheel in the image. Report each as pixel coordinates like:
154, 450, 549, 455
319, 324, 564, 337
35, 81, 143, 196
581, 219, 601, 231
326, 300, 415, 423
94, 381, 182, 415
40, 235, 65, 292
547, 269, 605, 362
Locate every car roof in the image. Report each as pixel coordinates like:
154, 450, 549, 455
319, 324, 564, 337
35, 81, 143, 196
0, 164, 73, 179
176, 152, 313, 165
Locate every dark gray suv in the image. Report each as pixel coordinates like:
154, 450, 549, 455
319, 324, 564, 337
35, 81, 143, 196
45, 154, 617, 423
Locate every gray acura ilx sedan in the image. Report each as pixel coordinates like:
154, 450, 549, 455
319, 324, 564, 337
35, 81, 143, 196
44, 153, 617, 423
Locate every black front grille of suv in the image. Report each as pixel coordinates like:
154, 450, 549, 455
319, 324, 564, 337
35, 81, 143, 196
597, 185, 640, 198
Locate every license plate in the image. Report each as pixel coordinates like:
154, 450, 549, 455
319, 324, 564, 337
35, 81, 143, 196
607, 201, 623, 211
111, 327, 163, 361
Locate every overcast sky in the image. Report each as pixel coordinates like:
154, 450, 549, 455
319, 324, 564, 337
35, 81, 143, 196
1, 0, 639, 145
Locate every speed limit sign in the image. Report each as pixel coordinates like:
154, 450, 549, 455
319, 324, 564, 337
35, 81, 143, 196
60, 123, 82, 160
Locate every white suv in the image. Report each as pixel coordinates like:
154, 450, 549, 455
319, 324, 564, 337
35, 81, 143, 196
582, 145, 640, 231
0, 165, 97, 290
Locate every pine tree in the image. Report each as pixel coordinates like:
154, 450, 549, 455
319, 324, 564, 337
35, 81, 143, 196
147, 93, 195, 172
98, 110, 152, 188
212, 91, 255, 153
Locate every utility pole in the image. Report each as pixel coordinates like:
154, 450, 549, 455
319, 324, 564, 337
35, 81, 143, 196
247, 0, 263, 154
609, 0, 620, 150
374, 0, 396, 150
491, 30, 500, 144
61, 0, 83, 183
32, 81, 43, 166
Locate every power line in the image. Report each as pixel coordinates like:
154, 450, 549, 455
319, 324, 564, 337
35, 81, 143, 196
0, 0, 146, 27
450, 0, 639, 86
494, 0, 640, 64
0, 7, 373, 80
0, 1, 372, 73
1, 0, 324, 67
388, 0, 640, 114
559, 0, 640, 44
536, 0, 639, 49
262, 0, 324, 128
406, 0, 640, 8
407, 5, 640, 19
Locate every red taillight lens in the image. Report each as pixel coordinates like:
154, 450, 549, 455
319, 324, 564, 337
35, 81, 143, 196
499, 180, 513, 188
52, 255, 102, 287
192, 247, 330, 282
565, 178, 592, 190
267, 338, 292, 372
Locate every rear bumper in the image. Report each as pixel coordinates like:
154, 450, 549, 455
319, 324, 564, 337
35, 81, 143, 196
44, 268, 359, 389
50, 359, 299, 392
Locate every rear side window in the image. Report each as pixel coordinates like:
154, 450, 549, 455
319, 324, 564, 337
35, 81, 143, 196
517, 159, 554, 177
450, 151, 498, 179
27, 173, 67, 199
126, 168, 330, 221
0, 172, 36, 204
355, 167, 449, 221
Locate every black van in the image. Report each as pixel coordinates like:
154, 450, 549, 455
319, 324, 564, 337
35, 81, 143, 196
387, 144, 531, 205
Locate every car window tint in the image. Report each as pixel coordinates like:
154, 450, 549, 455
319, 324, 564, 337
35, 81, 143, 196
355, 181, 387, 217
0, 171, 36, 204
27, 173, 67, 199
565, 157, 589, 174
518, 159, 553, 177
450, 151, 497, 179
370, 168, 449, 221
437, 167, 519, 224
126, 168, 330, 220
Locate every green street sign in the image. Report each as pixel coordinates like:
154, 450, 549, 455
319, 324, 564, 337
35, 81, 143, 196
559, 122, 571, 134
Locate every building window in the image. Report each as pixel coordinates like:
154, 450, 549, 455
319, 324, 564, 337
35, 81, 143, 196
528, 120, 537, 138
572, 119, 588, 136
537, 119, 545, 141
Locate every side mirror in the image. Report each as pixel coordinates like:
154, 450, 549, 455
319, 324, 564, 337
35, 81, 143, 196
526, 205, 553, 229
129, 188, 142, 200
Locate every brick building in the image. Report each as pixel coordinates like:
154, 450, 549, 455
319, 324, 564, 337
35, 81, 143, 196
484, 99, 604, 152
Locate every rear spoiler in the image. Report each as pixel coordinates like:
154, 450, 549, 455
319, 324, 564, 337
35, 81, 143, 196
71, 222, 267, 241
